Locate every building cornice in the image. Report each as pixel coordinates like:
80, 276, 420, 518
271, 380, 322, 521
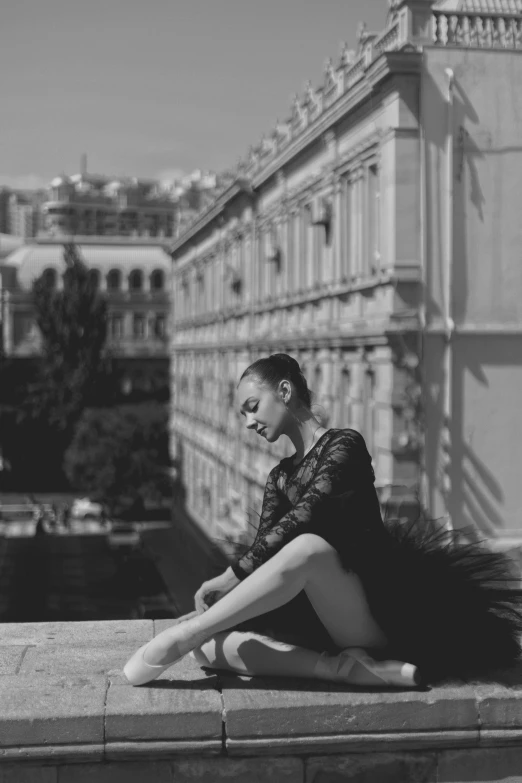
170, 179, 254, 257
251, 51, 422, 191
169, 51, 422, 257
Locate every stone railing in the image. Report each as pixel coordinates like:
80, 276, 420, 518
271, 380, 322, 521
2, 617, 522, 782
433, 8, 522, 48
373, 19, 401, 58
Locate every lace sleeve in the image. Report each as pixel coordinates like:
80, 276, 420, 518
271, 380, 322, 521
231, 465, 284, 580
231, 430, 371, 580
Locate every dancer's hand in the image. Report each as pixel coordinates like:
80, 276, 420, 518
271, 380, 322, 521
194, 567, 240, 614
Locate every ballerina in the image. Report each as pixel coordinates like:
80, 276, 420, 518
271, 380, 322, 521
124, 353, 522, 688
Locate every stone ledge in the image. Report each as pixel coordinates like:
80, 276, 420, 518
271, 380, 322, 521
1, 619, 522, 766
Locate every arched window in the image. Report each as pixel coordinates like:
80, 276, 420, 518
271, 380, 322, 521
42, 267, 57, 289
129, 269, 143, 291
150, 269, 165, 291
107, 269, 121, 291
88, 268, 100, 289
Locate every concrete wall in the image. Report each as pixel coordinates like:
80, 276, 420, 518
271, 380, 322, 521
422, 47, 522, 538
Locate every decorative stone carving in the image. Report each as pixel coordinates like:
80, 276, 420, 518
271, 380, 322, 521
433, 0, 521, 48
304, 80, 323, 119
290, 94, 308, 136
339, 42, 356, 67
323, 58, 341, 106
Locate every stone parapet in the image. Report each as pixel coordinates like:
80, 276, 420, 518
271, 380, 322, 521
2, 618, 522, 781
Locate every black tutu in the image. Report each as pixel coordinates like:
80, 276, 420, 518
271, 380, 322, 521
235, 518, 522, 685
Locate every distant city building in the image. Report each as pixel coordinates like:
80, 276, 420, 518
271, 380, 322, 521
42, 172, 177, 239
0, 237, 171, 394
0, 168, 222, 243
0, 191, 45, 239
169, 0, 522, 555
39, 165, 221, 240
0, 190, 10, 234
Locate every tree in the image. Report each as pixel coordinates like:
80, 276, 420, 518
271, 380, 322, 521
29, 242, 108, 432
63, 402, 172, 515
0, 243, 110, 489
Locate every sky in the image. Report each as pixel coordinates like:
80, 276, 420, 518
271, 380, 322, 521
0, 0, 389, 190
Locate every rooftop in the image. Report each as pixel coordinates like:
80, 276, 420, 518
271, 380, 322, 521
1, 240, 171, 290
2, 617, 522, 780
0, 233, 24, 261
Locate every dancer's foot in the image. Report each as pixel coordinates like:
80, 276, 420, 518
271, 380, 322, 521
315, 647, 421, 688
123, 618, 207, 686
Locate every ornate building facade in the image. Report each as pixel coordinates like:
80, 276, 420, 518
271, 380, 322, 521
0, 237, 170, 395
170, 0, 522, 554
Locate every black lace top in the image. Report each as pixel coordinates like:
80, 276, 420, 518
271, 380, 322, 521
231, 428, 388, 581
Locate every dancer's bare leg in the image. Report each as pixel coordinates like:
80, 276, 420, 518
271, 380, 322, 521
192, 631, 326, 679
147, 534, 388, 682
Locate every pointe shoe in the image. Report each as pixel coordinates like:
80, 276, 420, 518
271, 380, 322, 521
316, 647, 421, 688
340, 648, 421, 688
123, 620, 206, 686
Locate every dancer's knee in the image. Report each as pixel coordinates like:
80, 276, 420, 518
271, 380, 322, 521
281, 533, 336, 570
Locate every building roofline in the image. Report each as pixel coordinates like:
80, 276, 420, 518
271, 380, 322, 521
33, 235, 172, 249
169, 178, 254, 256
169, 50, 422, 256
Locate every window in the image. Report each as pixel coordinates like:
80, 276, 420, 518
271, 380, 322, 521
150, 269, 165, 291
363, 366, 376, 454
41, 267, 57, 289
181, 274, 190, 315
300, 205, 311, 291
196, 271, 205, 313
340, 368, 352, 427
129, 269, 143, 291
291, 212, 300, 293
107, 269, 121, 291
367, 164, 381, 275
109, 313, 123, 339
153, 314, 166, 338
342, 179, 353, 282
88, 269, 100, 289
351, 175, 364, 279
133, 313, 146, 339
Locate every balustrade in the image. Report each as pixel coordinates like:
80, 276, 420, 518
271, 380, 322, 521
373, 20, 401, 56
433, 9, 522, 48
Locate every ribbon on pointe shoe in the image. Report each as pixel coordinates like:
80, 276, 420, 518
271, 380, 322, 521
315, 647, 421, 688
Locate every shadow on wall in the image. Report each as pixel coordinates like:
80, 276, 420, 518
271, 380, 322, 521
423, 71, 522, 539
426, 338, 512, 540
422, 69, 485, 328
449, 337, 522, 539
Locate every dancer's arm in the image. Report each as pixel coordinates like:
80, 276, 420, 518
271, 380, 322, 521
194, 467, 284, 611
231, 430, 371, 580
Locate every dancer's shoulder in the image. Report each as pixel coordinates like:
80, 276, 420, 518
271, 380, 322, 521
325, 428, 367, 448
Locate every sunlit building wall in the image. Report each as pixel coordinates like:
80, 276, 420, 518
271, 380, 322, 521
170, 0, 522, 553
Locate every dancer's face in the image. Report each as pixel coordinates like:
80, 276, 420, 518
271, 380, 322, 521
237, 377, 289, 442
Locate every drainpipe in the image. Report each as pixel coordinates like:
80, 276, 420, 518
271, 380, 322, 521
443, 67, 455, 533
